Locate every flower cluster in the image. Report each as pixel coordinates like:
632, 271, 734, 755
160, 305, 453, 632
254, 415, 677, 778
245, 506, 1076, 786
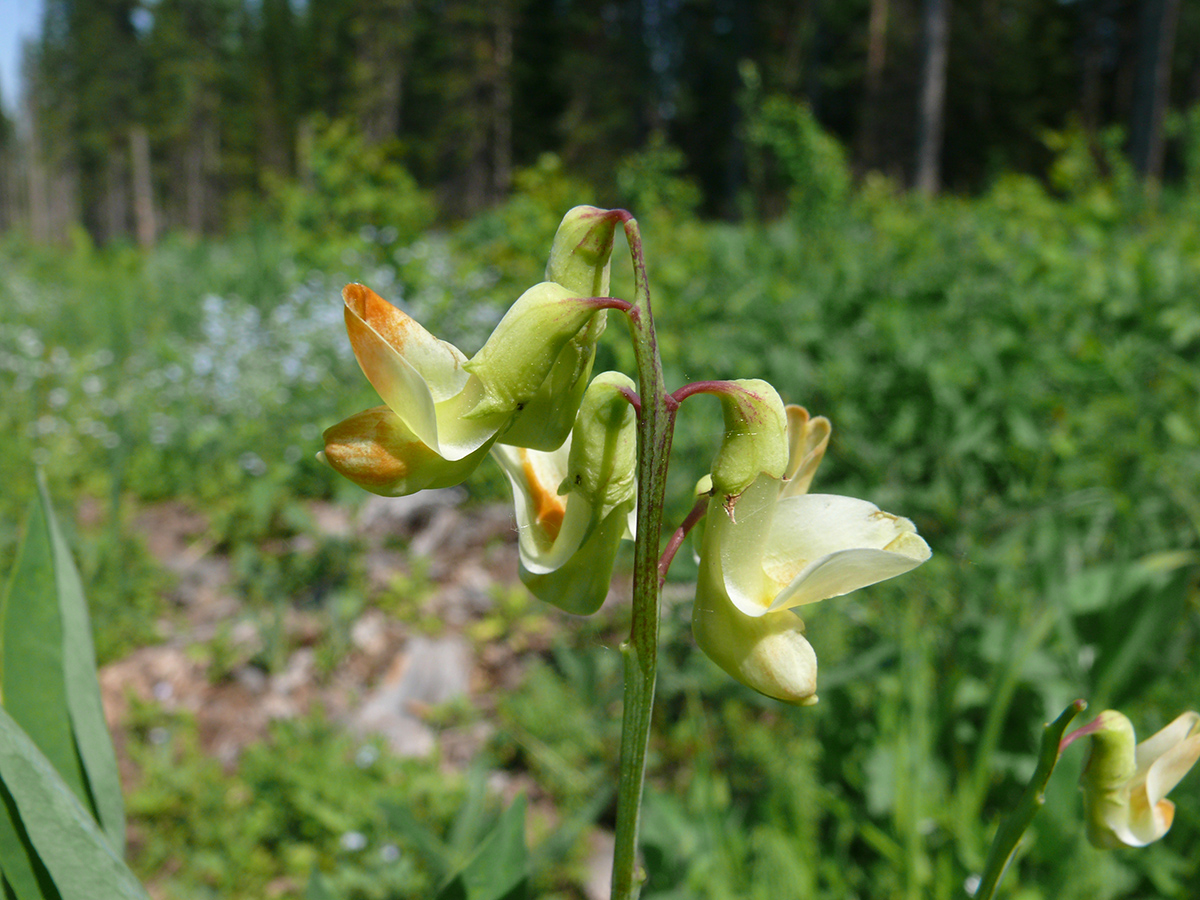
322, 206, 635, 613
322, 205, 930, 699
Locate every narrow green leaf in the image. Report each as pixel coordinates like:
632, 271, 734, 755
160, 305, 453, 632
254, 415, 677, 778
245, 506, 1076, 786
435, 795, 528, 900
0, 780, 61, 900
0, 707, 149, 900
37, 474, 125, 853
380, 802, 452, 880
0, 497, 87, 806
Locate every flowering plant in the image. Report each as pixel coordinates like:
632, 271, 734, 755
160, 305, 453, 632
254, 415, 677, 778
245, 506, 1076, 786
321, 206, 1190, 900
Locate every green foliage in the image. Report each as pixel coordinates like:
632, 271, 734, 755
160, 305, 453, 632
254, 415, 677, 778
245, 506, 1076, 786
126, 709, 481, 900
432, 795, 528, 900
268, 116, 434, 268
4, 157, 1200, 897
0, 478, 141, 899
615, 134, 701, 221
741, 74, 851, 217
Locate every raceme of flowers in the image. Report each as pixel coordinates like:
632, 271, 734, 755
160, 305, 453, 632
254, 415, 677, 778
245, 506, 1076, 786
322, 205, 931, 705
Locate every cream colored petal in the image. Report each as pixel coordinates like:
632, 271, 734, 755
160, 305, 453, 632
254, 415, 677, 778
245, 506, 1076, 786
1132, 732, 1200, 844
761, 494, 930, 611
692, 555, 818, 706
1086, 788, 1146, 848
491, 442, 592, 573
343, 283, 486, 458
713, 476, 782, 616
780, 406, 831, 498
520, 503, 631, 616
1135, 712, 1200, 772
1122, 794, 1175, 846
321, 407, 492, 496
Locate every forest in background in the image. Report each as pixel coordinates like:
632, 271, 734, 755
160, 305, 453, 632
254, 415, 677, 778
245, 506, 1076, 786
4, 3, 1200, 900
0, 0, 1199, 246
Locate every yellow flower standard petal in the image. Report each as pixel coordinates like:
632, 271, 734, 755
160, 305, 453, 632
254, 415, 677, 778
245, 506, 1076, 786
343, 283, 503, 461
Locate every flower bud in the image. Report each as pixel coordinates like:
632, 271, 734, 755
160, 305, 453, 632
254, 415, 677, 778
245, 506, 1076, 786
466, 282, 608, 423
492, 372, 637, 615
709, 380, 789, 500
562, 371, 637, 510
498, 312, 605, 451
545, 205, 621, 297
499, 207, 623, 449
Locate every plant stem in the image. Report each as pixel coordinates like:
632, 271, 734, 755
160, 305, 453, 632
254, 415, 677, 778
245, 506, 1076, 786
972, 700, 1086, 900
610, 216, 677, 900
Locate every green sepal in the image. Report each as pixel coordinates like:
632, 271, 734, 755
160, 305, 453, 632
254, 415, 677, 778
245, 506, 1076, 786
710, 379, 788, 499
561, 371, 637, 510
465, 282, 604, 423
545, 205, 621, 297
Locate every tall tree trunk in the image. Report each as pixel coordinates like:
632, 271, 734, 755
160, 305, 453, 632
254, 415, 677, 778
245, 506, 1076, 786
185, 132, 205, 235
1078, 0, 1104, 132
915, 0, 949, 194
27, 113, 51, 243
101, 144, 129, 243
130, 125, 157, 248
356, 0, 412, 144
856, 0, 889, 173
1129, 0, 1181, 180
492, 0, 513, 199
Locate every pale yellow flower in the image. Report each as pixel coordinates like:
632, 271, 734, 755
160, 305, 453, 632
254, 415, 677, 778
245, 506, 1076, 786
693, 401, 930, 705
1080, 710, 1200, 848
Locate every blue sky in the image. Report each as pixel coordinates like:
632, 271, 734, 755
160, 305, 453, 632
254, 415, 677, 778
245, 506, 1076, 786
0, 0, 45, 115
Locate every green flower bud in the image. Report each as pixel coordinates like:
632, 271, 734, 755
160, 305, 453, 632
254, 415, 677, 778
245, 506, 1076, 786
545, 205, 621, 297
465, 282, 608, 423
492, 372, 637, 616
562, 371, 637, 511
499, 312, 605, 451
710, 379, 789, 500
500, 207, 622, 449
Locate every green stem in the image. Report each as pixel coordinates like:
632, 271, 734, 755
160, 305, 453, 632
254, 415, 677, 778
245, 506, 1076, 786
973, 700, 1086, 900
610, 216, 677, 900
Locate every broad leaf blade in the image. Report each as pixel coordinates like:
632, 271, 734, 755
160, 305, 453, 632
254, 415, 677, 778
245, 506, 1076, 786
0, 779, 61, 900
38, 474, 125, 852
436, 795, 528, 900
0, 496, 86, 806
0, 707, 148, 900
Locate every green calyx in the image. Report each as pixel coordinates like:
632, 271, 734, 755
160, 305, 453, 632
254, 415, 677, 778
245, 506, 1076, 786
709, 379, 789, 499
562, 371, 638, 511
1082, 711, 1138, 790
545, 205, 622, 297
465, 281, 605, 423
